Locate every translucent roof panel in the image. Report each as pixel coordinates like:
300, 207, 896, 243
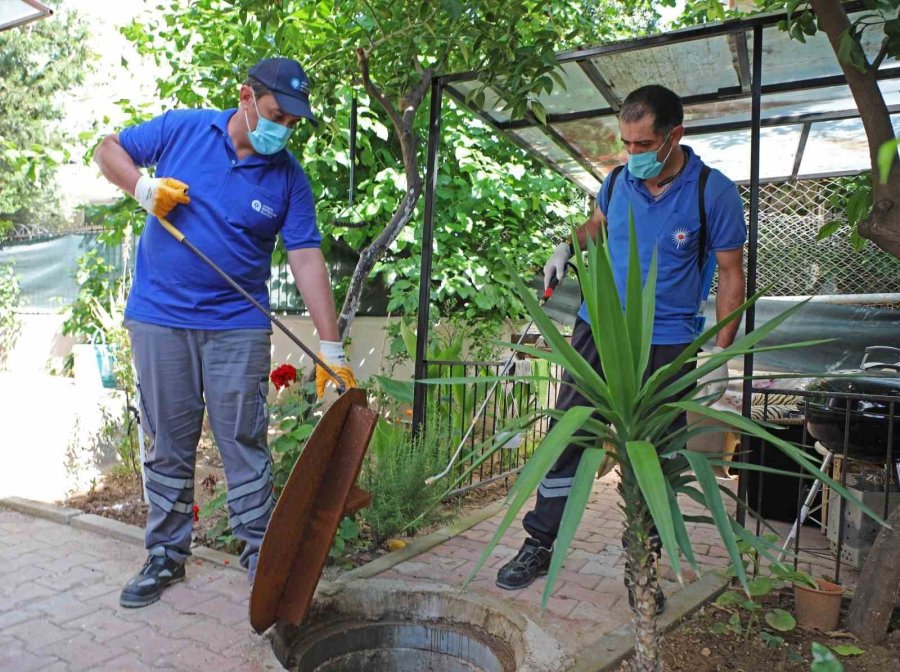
446, 82, 511, 124
533, 61, 609, 115
552, 117, 622, 176
442, 9, 900, 194
687, 126, 805, 183
798, 114, 900, 176
755, 11, 885, 87
509, 127, 600, 194
588, 33, 742, 101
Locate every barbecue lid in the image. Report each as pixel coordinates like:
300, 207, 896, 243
806, 371, 900, 412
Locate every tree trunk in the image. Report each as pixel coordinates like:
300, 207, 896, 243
620, 474, 663, 671
811, 0, 900, 257
846, 503, 900, 644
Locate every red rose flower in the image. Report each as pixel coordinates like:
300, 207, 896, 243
270, 363, 298, 390
193, 504, 200, 522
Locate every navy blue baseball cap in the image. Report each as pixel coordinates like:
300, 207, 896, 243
248, 57, 317, 126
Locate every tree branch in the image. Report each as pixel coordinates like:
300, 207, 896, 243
356, 47, 404, 132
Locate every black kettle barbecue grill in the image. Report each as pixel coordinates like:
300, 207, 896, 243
778, 346, 900, 561
805, 346, 900, 464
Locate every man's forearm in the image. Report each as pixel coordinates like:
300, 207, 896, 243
288, 248, 340, 342
570, 208, 606, 251
94, 134, 141, 196
714, 266, 745, 347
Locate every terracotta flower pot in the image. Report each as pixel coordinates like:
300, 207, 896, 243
793, 577, 844, 631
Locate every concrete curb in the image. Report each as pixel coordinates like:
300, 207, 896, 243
565, 571, 729, 672
0, 496, 244, 571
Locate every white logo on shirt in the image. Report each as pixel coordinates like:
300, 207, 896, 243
671, 228, 690, 249
251, 199, 277, 220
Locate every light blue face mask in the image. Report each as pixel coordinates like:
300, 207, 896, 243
244, 92, 293, 155
627, 132, 674, 179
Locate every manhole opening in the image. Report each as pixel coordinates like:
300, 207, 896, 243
286, 619, 515, 672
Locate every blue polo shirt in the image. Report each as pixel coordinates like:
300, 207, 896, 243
577, 147, 746, 344
120, 108, 320, 330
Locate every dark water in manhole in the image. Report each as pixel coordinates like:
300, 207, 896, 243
290, 621, 514, 672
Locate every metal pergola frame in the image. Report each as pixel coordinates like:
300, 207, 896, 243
411, 2, 887, 523
0, 0, 53, 32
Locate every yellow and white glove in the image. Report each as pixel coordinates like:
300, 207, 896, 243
697, 345, 729, 406
315, 340, 357, 398
135, 175, 190, 219
543, 242, 572, 291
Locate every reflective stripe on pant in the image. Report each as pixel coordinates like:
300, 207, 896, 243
522, 316, 694, 547
127, 319, 272, 574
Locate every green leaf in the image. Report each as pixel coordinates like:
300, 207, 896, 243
816, 220, 842, 240
542, 447, 607, 609
877, 138, 898, 183
466, 406, 595, 584
715, 590, 744, 607
760, 630, 785, 648
765, 608, 796, 632
748, 576, 776, 597
372, 374, 414, 404
709, 622, 729, 635
830, 644, 864, 656
811, 642, 845, 672
683, 450, 747, 593
626, 440, 681, 580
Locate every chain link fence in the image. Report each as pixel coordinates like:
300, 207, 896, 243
736, 178, 900, 297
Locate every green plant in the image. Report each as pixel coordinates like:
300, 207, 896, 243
269, 376, 323, 496
811, 642, 844, 672
360, 418, 451, 544
199, 483, 244, 555
452, 214, 884, 670
329, 516, 361, 567
0, 262, 23, 370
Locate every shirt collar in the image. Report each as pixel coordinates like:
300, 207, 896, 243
211, 108, 290, 164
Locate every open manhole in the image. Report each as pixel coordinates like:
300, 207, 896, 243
270, 580, 565, 672
284, 620, 513, 671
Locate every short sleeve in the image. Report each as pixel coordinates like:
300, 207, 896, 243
118, 111, 172, 168
281, 167, 321, 250
706, 177, 746, 252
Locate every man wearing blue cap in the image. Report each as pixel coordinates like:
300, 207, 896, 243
94, 57, 356, 608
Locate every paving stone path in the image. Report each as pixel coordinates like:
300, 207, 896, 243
0, 509, 279, 672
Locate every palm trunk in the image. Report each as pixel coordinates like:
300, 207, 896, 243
619, 471, 663, 672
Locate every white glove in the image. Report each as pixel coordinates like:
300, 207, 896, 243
543, 242, 572, 291
697, 345, 729, 405
134, 175, 190, 219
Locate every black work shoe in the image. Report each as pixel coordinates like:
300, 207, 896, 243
119, 555, 185, 608
496, 538, 552, 590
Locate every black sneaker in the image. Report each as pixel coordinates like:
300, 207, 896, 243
495, 538, 552, 590
119, 555, 185, 608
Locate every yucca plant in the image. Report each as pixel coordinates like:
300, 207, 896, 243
451, 214, 884, 671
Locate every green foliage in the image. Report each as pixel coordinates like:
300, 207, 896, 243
818, 173, 873, 251
761, 1, 900, 73
62, 250, 121, 340
360, 419, 451, 543
0, 4, 93, 240
269, 380, 323, 495
329, 517, 361, 566
0, 263, 23, 370
811, 641, 845, 672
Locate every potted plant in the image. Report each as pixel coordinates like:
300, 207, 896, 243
451, 216, 883, 671
793, 575, 845, 631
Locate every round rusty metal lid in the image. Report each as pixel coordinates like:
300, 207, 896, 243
249, 388, 376, 633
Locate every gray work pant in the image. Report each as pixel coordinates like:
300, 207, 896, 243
127, 319, 273, 579
522, 317, 694, 546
